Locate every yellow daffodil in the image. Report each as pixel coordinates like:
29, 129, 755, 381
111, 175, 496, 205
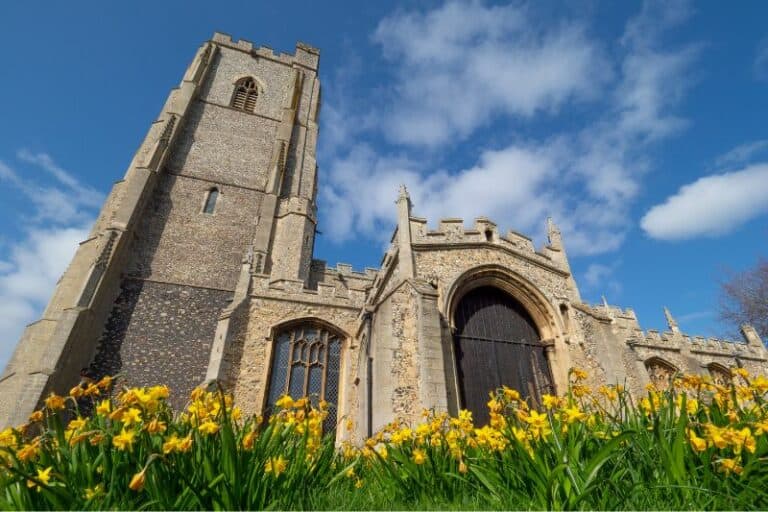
502, 387, 521, 401
122, 408, 142, 427
571, 368, 588, 381
67, 417, 87, 431
718, 457, 743, 476
412, 448, 427, 465
96, 400, 112, 415
265, 455, 288, 476
177, 434, 193, 452
0, 428, 16, 448
275, 395, 294, 409
17, 442, 39, 462
687, 429, 707, 452
562, 406, 588, 425
44, 393, 65, 411
199, 420, 220, 435
542, 394, 559, 409
129, 469, 146, 491
112, 428, 136, 451
97, 375, 113, 389
146, 419, 167, 434
27, 466, 52, 491
84, 484, 104, 500
242, 431, 257, 450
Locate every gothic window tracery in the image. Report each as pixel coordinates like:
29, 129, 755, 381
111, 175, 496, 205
203, 188, 219, 214
645, 357, 678, 390
266, 323, 342, 432
231, 77, 259, 112
707, 363, 732, 387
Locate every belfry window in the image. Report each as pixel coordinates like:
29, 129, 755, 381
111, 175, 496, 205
266, 324, 342, 432
203, 188, 219, 214
231, 77, 259, 112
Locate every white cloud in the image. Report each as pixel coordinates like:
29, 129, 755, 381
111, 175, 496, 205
0, 225, 91, 364
17, 149, 104, 209
640, 164, 768, 240
321, 0, 698, 257
582, 261, 622, 296
0, 153, 103, 224
584, 263, 615, 288
372, 1, 611, 146
714, 139, 768, 168
0, 155, 98, 371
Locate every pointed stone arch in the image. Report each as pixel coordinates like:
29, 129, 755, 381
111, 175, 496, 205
706, 362, 733, 387
262, 317, 351, 433
644, 356, 679, 390
443, 264, 570, 396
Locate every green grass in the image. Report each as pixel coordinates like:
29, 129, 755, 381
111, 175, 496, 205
2, 371, 768, 510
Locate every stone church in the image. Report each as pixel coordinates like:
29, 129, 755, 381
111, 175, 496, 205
1, 33, 765, 439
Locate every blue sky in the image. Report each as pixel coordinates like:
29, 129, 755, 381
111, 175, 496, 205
0, 0, 767, 369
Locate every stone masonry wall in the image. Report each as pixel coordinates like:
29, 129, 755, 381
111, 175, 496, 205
88, 278, 230, 410
367, 282, 424, 431
168, 101, 276, 190
126, 172, 263, 291
414, 246, 572, 308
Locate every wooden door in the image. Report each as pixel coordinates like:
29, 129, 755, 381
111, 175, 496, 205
453, 286, 552, 425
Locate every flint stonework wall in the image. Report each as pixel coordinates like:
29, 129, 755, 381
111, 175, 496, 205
88, 278, 229, 410
168, 101, 277, 190
125, 173, 263, 291
200, 46, 298, 122
367, 283, 424, 431
414, 247, 571, 307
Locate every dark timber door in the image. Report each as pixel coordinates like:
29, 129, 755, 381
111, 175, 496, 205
453, 286, 553, 425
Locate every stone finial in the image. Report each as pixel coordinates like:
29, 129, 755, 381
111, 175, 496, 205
395, 184, 415, 279
397, 184, 411, 203
741, 324, 764, 347
547, 217, 562, 249
663, 307, 680, 333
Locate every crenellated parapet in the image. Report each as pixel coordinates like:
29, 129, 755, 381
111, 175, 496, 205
211, 32, 319, 70
575, 301, 768, 362
253, 259, 376, 308
409, 216, 572, 273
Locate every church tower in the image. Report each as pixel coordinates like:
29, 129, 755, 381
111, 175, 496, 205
0, 33, 323, 425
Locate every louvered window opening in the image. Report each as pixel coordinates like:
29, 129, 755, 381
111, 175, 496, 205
453, 286, 552, 426
232, 78, 258, 112
267, 326, 341, 433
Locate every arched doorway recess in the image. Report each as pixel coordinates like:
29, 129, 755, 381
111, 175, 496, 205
453, 286, 553, 425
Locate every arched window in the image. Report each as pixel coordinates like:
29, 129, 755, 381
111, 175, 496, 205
266, 323, 342, 432
203, 188, 219, 214
707, 363, 732, 387
645, 357, 678, 390
231, 77, 259, 112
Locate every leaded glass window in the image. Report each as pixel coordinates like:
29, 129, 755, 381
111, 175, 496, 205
266, 324, 342, 432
